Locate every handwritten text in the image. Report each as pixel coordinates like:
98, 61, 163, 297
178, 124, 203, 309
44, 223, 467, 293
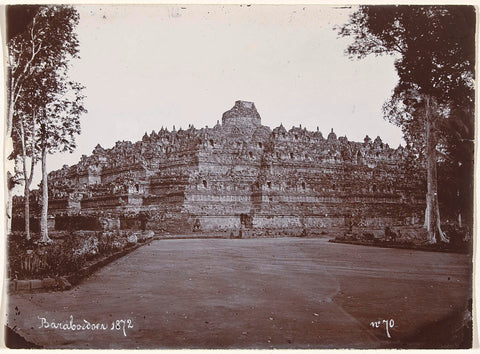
38, 315, 134, 337
370, 318, 394, 338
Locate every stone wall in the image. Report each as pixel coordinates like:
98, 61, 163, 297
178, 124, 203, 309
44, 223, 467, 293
14, 100, 425, 234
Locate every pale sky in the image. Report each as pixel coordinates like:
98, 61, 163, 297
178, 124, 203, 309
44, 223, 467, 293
38, 5, 404, 184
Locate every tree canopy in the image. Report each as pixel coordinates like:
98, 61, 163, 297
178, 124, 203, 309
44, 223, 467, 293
339, 6, 475, 106
7, 5, 86, 240
8, 6, 81, 134
339, 5, 475, 242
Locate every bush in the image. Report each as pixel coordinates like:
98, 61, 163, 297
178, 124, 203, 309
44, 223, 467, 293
97, 231, 116, 255
8, 233, 41, 279
73, 236, 99, 258
8, 229, 154, 279
8, 250, 46, 279
363, 232, 375, 241
443, 224, 470, 248
9, 232, 104, 279
43, 242, 87, 277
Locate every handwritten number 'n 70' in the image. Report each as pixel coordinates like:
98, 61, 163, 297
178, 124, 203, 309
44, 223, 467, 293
370, 319, 394, 338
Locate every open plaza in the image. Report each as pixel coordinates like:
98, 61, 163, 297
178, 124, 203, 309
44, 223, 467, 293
7, 236, 472, 349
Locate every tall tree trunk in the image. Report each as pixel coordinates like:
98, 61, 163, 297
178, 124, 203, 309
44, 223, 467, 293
19, 121, 30, 240
40, 138, 51, 243
5, 93, 16, 237
19, 116, 36, 241
424, 95, 449, 243
6, 173, 14, 236
23, 171, 31, 240
7, 95, 14, 140
22, 154, 36, 241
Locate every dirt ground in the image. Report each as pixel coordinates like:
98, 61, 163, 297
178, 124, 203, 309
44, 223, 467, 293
5, 237, 472, 349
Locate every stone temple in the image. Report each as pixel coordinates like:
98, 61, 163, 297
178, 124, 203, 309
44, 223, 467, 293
22, 101, 425, 234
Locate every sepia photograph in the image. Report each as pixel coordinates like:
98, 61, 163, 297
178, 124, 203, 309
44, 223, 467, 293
2, 3, 475, 349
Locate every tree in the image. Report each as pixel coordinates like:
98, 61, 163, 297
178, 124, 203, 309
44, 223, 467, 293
339, 6, 475, 243
5, 5, 40, 236
10, 48, 59, 241
7, 5, 86, 241
38, 72, 85, 243
10, 77, 41, 241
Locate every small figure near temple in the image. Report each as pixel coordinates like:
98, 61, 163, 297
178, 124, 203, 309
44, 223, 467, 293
384, 226, 397, 242
193, 218, 201, 232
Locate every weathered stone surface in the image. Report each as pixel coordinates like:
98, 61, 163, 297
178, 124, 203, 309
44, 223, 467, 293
7, 280, 15, 293
30, 279, 43, 289
16, 280, 30, 291
42, 278, 57, 289
222, 100, 262, 128
14, 101, 425, 234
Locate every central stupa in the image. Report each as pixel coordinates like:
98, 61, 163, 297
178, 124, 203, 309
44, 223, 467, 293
221, 100, 262, 128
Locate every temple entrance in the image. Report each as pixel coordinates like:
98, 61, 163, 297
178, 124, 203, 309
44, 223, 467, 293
240, 213, 253, 229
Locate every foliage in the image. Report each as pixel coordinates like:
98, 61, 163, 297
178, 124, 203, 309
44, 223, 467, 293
338, 6, 475, 242
7, 232, 87, 279
7, 5, 82, 135
338, 5, 475, 151
44, 237, 87, 276
338, 6, 475, 100
8, 232, 36, 261
97, 231, 120, 255
7, 5, 86, 240
7, 229, 150, 280
339, 6, 474, 155
436, 104, 475, 227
